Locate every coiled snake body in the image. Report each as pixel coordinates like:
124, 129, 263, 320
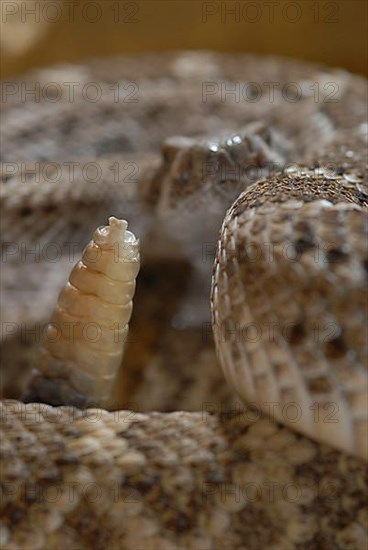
0, 53, 367, 549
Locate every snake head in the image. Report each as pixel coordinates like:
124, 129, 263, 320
141, 122, 290, 213
140, 123, 291, 267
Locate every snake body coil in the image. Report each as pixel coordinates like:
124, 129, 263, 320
0, 52, 367, 549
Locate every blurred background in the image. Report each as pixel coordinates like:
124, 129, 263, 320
1, 0, 367, 79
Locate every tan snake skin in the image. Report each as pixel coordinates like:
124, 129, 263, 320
0, 52, 367, 549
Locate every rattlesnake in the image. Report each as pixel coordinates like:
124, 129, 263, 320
0, 52, 367, 549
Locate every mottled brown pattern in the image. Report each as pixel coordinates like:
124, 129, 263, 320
0, 52, 367, 549
212, 177, 367, 458
1, 401, 367, 550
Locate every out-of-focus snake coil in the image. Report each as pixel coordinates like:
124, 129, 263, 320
0, 52, 367, 549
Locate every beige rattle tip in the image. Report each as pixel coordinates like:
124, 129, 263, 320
108, 216, 128, 232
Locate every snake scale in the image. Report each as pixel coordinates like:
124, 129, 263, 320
0, 52, 367, 549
